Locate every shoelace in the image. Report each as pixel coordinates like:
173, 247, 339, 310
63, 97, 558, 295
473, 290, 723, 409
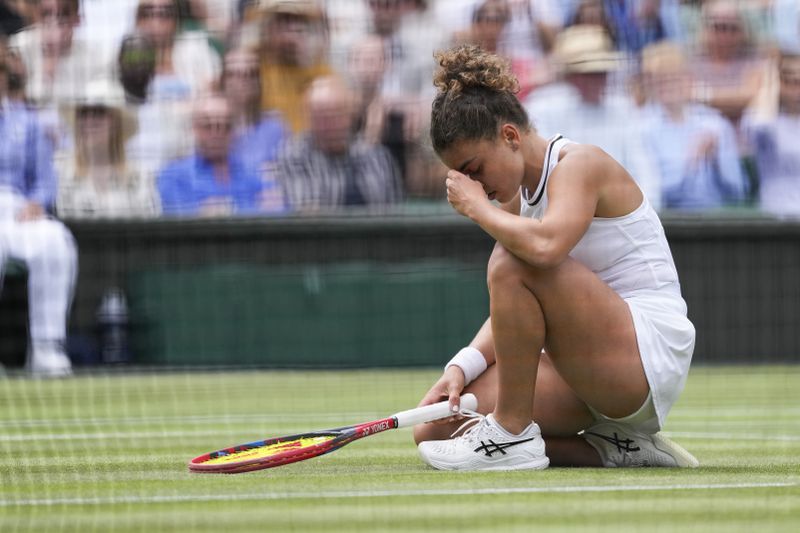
449, 408, 487, 440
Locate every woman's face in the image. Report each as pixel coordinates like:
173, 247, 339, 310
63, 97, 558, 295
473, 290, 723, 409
440, 130, 525, 204
473, 0, 510, 47
224, 52, 260, 105
77, 106, 113, 146
779, 57, 800, 114
136, 0, 178, 47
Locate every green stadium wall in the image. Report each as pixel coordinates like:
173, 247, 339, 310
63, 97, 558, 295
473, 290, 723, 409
4, 207, 799, 366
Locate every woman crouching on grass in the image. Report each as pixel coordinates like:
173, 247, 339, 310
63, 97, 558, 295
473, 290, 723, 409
413, 44, 699, 470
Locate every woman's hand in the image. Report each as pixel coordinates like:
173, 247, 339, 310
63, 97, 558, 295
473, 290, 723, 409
417, 366, 468, 423
445, 170, 491, 219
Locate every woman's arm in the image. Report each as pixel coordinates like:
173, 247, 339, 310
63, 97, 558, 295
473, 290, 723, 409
446, 145, 604, 269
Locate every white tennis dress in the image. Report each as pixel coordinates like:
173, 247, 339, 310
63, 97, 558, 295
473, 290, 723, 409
519, 135, 695, 431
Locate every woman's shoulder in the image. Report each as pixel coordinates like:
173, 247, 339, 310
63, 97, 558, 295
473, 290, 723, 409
558, 141, 608, 166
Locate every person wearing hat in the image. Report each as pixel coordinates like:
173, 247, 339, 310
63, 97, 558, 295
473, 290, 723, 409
525, 24, 660, 208
258, 0, 333, 134
55, 79, 160, 218
0, 48, 77, 377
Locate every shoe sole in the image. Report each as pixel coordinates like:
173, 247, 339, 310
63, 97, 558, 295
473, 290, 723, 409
651, 434, 700, 468
423, 455, 550, 472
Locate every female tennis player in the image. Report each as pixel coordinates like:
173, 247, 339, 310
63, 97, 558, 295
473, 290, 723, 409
414, 45, 699, 470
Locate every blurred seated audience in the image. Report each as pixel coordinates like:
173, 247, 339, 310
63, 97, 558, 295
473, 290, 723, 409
437, 0, 562, 90
3, 44, 26, 102
689, 0, 766, 127
258, 0, 333, 134
0, 51, 77, 376
134, 0, 221, 100
641, 41, 748, 210
362, 0, 446, 195
744, 51, 800, 218
525, 25, 660, 207
222, 46, 286, 177
157, 94, 285, 216
273, 76, 402, 211
10, 0, 111, 106
450, 0, 549, 100
56, 79, 159, 218
590, 0, 682, 53
119, 32, 194, 175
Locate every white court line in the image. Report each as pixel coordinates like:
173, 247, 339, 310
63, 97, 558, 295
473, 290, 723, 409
1, 482, 797, 507
2, 430, 799, 443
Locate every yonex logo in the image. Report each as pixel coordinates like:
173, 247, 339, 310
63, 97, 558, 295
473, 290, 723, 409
586, 431, 641, 453
474, 438, 536, 457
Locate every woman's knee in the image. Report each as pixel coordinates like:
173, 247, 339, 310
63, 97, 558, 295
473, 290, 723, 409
487, 243, 527, 290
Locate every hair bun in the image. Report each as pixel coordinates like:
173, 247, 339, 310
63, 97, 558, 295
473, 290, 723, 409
433, 44, 519, 96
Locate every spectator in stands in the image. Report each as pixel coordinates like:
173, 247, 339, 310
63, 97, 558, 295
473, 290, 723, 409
157, 95, 283, 216
690, 0, 765, 126
601, 0, 682, 53
745, 51, 800, 218
119, 32, 194, 176
10, 0, 111, 105
222, 46, 286, 177
525, 25, 660, 207
0, 51, 77, 377
134, 0, 221, 99
3, 43, 26, 103
362, 0, 448, 196
347, 34, 387, 141
258, 0, 332, 134
274, 76, 402, 210
56, 79, 159, 218
640, 41, 748, 210
452, 0, 511, 57
450, 0, 544, 100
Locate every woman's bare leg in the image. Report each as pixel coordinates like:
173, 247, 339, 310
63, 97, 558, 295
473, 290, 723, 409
487, 244, 648, 434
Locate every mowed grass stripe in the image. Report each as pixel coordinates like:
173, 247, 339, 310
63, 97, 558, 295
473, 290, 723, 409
3, 481, 798, 507
1, 365, 798, 532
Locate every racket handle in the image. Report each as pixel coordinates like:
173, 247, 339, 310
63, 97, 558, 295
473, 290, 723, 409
393, 393, 478, 428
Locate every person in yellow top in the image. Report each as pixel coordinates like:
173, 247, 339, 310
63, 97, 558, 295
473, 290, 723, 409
256, 0, 333, 134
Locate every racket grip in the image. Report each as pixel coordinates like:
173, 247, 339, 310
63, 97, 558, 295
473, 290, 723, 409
393, 393, 478, 428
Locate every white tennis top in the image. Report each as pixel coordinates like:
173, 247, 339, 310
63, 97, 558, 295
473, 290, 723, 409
519, 135, 682, 300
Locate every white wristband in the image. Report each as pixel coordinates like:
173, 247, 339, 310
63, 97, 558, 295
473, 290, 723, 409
444, 347, 488, 386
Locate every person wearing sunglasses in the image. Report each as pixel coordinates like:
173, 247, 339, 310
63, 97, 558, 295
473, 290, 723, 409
157, 94, 281, 216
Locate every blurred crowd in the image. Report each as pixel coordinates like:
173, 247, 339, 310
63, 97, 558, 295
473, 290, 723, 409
0, 0, 799, 218
1, 0, 799, 376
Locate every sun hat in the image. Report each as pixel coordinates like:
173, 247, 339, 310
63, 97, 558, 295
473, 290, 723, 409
552, 25, 624, 74
60, 78, 139, 141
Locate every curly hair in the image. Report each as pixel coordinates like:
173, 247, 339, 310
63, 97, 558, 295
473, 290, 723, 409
430, 44, 530, 154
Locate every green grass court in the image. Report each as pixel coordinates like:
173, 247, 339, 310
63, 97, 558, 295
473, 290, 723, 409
2, 366, 798, 532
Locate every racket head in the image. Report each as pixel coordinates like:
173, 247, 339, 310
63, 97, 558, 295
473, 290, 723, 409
188, 430, 354, 473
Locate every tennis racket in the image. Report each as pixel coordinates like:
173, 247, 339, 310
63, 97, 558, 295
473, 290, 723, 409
188, 393, 478, 474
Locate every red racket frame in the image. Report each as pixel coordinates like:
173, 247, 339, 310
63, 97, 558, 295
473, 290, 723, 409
188, 416, 399, 473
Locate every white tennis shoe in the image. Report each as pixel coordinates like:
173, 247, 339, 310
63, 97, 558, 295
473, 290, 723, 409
417, 411, 549, 471
582, 422, 699, 468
